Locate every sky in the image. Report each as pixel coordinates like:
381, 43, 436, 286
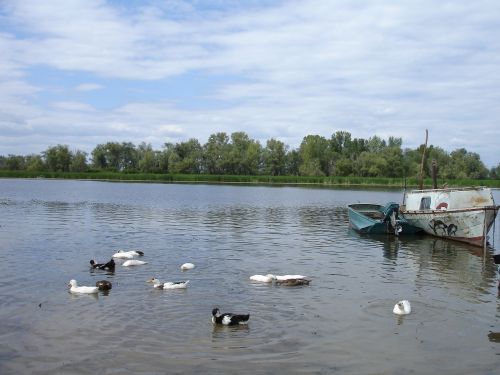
1, 0, 499, 167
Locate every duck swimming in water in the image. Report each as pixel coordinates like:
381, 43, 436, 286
112, 250, 144, 259
180, 263, 195, 270
249, 274, 310, 285
211, 307, 250, 326
146, 277, 189, 289
122, 259, 147, 267
95, 280, 112, 290
393, 300, 411, 315
89, 258, 115, 271
68, 279, 98, 294
249, 274, 276, 283
275, 278, 311, 286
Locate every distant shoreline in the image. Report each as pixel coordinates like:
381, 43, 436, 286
1, 170, 499, 188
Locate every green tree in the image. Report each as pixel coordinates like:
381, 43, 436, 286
263, 138, 287, 176
366, 136, 386, 153
490, 163, 500, 179
330, 131, 352, 155
91, 144, 108, 170
91, 142, 138, 171
43, 145, 72, 172
26, 154, 46, 171
171, 139, 203, 173
227, 132, 262, 175
298, 135, 330, 176
425, 146, 450, 179
354, 151, 388, 177
285, 149, 300, 176
246, 140, 262, 175
137, 142, 159, 172
120, 142, 138, 171
347, 138, 368, 160
387, 136, 402, 148
204, 132, 230, 174
100, 142, 122, 170
70, 150, 88, 172
380, 145, 405, 177
335, 157, 353, 176
300, 158, 324, 176
448, 149, 488, 179
5, 155, 26, 170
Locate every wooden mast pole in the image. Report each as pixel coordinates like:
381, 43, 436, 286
419, 129, 428, 190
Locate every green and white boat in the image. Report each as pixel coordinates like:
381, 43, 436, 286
348, 202, 423, 236
400, 186, 499, 247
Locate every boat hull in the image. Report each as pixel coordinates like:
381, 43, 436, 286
400, 186, 499, 247
401, 206, 498, 246
348, 203, 423, 235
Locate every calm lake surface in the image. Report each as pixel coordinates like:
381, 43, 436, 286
0, 179, 499, 375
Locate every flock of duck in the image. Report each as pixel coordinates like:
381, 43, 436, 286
68, 249, 412, 325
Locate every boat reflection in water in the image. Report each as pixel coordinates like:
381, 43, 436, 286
347, 228, 498, 291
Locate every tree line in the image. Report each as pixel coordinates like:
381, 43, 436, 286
1, 131, 499, 179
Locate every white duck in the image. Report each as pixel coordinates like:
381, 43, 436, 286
275, 274, 308, 281
393, 300, 412, 315
122, 259, 147, 267
112, 251, 134, 259
146, 277, 189, 289
180, 263, 195, 270
112, 250, 144, 259
249, 274, 277, 283
68, 279, 98, 294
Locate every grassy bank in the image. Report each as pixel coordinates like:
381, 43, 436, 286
1, 170, 499, 188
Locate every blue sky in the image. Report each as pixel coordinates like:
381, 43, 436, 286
1, 0, 499, 167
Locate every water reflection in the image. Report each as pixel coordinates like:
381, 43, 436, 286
349, 228, 498, 288
67, 291, 99, 301
487, 331, 500, 343
211, 323, 251, 339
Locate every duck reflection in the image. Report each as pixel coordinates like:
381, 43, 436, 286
211, 322, 250, 339
487, 331, 500, 343
68, 291, 98, 301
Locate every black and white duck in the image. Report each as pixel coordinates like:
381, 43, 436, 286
211, 307, 250, 326
146, 277, 189, 289
89, 258, 115, 271
250, 274, 310, 286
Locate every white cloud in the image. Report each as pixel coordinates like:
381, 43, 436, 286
75, 83, 103, 92
51, 101, 95, 111
0, 0, 499, 166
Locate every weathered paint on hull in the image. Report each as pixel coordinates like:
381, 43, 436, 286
401, 206, 498, 247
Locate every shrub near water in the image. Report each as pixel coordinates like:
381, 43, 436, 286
0, 170, 498, 188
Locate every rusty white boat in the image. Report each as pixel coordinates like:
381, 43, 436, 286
400, 186, 499, 247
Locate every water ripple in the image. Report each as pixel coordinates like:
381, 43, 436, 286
0, 180, 499, 375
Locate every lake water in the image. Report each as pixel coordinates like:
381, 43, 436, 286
0, 179, 499, 375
